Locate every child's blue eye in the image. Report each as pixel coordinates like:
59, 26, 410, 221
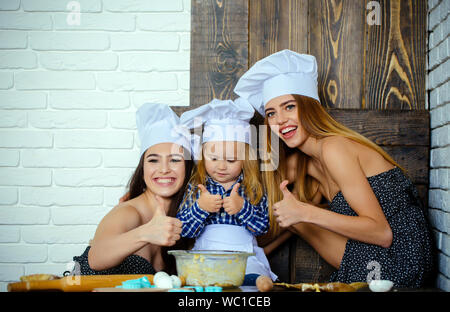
171, 158, 182, 162
267, 111, 274, 118
147, 159, 158, 163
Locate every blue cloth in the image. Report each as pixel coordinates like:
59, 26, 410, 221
242, 274, 260, 286
176, 173, 269, 238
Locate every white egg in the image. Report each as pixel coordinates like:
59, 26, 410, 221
153, 271, 169, 285
155, 275, 173, 289
171, 275, 182, 288
369, 280, 394, 292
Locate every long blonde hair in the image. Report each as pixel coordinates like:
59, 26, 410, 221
180, 142, 264, 209
261, 94, 403, 239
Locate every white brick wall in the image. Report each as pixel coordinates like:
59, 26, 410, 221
428, 0, 450, 292
0, 0, 190, 291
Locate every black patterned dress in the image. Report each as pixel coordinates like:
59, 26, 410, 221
329, 167, 434, 288
72, 246, 156, 275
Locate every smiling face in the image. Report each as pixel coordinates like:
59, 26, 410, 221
264, 94, 310, 148
143, 142, 186, 198
202, 141, 244, 185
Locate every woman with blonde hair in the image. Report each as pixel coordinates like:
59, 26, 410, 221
234, 49, 434, 288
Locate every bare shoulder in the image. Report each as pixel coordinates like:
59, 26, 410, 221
318, 136, 364, 186
321, 136, 353, 151
99, 200, 142, 233
320, 136, 357, 164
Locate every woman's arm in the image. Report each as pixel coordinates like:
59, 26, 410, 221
262, 181, 321, 255
274, 138, 393, 248
89, 202, 181, 270
88, 205, 148, 270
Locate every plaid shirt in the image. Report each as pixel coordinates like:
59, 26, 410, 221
176, 173, 269, 238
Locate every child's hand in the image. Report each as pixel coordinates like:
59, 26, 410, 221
197, 184, 223, 213
223, 183, 244, 216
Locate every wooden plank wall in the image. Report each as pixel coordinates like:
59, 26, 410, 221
189, 0, 248, 106
364, 0, 427, 109
248, 0, 426, 110
188, 0, 428, 110
188, 0, 427, 110
189, 0, 428, 283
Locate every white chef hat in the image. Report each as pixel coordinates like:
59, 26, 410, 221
180, 97, 255, 145
234, 49, 320, 116
136, 103, 192, 158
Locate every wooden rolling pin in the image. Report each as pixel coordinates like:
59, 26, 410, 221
8, 274, 154, 292
255, 275, 368, 292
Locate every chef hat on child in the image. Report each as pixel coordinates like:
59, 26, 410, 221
136, 103, 192, 158
180, 97, 255, 146
233, 49, 320, 116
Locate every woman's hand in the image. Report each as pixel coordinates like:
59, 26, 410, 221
139, 196, 182, 246
273, 180, 310, 227
197, 184, 223, 213
223, 183, 244, 215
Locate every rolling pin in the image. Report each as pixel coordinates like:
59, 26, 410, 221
256, 278, 368, 292
8, 274, 154, 292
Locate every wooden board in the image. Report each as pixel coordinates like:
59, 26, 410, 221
364, 0, 427, 109
93, 287, 170, 292
328, 109, 429, 146
309, 0, 365, 108
8, 274, 155, 292
265, 234, 293, 283
249, 0, 308, 67
383, 146, 429, 184
190, 0, 248, 108
290, 237, 336, 284
190, 0, 427, 111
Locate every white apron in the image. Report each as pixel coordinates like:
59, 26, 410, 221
192, 224, 278, 281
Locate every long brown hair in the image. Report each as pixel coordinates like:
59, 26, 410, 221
127, 147, 194, 274
261, 94, 403, 238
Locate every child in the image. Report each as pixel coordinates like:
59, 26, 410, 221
177, 98, 277, 285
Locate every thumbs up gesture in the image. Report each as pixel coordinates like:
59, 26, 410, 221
197, 184, 223, 213
273, 180, 306, 227
223, 183, 244, 216
153, 195, 168, 217
140, 195, 182, 246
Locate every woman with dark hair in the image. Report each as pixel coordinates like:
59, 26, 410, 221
72, 103, 194, 275
234, 50, 434, 288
